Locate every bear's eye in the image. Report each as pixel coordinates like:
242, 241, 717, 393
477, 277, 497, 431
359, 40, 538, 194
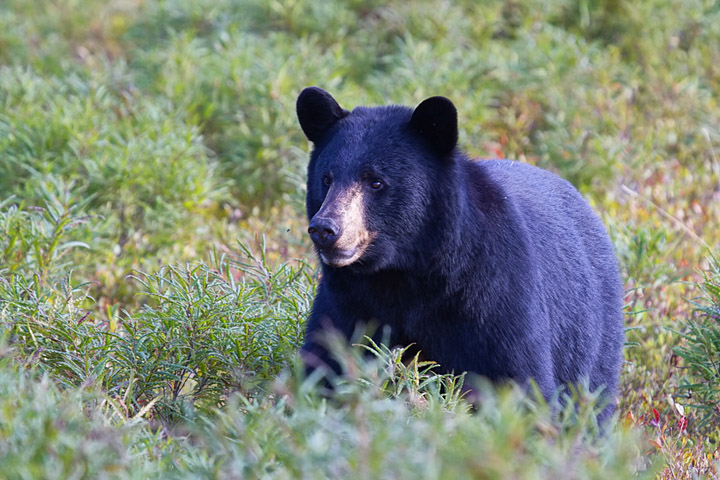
322, 175, 332, 186
370, 179, 384, 190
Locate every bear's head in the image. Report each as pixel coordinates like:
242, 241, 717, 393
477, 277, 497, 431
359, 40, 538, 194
297, 87, 459, 273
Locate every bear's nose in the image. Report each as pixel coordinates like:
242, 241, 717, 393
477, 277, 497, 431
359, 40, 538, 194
308, 217, 340, 249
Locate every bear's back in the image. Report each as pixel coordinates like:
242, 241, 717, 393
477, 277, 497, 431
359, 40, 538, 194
473, 159, 624, 392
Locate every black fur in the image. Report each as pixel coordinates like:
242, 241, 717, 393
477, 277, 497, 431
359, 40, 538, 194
409, 96, 458, 156
297, 87, 624, 421
297, 87, 349, 143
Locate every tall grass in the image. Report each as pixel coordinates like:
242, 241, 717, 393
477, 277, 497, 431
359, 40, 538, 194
0, 199, 311, 422
675, 255, 720, 440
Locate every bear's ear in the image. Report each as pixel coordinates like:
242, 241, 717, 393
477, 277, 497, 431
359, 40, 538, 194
297, 87, 349, 143
410, 96, 458, 156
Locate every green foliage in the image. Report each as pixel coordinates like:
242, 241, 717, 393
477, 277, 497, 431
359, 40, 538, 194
0, 339, 659, 479
0, 202, 310, 421
608, 217, 682, 290
675, 255, 720, 437
0, 363, 172, 479
0, 191, 90, 279
0, 65, 224, 242
108, 248, 310, 420
176, 352, 658, 480
1, 0, 720, 477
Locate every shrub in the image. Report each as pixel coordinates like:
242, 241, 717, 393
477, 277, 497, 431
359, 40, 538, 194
168, 341, 660, 479
105, 247, 312, 421
0, 338, 659, 479
675, 254, 720, 438
0, 362, 171, 479
0, 196, 312, 421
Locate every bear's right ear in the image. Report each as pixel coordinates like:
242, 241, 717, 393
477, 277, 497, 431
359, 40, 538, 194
297, 87, 349, 143
410, 96, 458, 156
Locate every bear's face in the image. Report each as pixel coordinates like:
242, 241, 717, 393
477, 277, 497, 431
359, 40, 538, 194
297, 87, 458, 273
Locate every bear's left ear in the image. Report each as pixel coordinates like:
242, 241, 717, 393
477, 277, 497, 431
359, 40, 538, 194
410, 96, 458, 156
297, 87, 349, 143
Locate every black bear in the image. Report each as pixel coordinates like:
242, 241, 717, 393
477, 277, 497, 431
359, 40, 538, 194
296, 87, 624, 421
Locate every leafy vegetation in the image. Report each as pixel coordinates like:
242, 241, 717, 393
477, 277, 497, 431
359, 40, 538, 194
1, 0, 719, 477
675, 256, 720, 441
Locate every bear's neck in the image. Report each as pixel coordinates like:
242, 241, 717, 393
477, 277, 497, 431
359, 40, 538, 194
421, 155, 510, 278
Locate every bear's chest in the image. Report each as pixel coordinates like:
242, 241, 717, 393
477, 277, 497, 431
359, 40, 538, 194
337, 272, 478, 340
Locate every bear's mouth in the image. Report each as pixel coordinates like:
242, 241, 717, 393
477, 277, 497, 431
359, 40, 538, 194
313, 228, 377, 269
318, 243, 371, 268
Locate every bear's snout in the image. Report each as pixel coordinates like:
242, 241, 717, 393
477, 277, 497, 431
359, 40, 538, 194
308, 217, 340, 249
307, 182, 374, 268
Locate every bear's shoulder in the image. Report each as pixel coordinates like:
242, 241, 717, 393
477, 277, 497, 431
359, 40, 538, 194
471, 159, 586, 208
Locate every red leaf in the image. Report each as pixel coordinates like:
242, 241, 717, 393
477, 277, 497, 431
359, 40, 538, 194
653, 408, 659, 423
678, 417, 688, 432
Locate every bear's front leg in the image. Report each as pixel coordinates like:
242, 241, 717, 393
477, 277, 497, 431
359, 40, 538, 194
300, 285, 361, 381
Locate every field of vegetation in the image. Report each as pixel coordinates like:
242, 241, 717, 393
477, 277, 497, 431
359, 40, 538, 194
1, 0, 719, 478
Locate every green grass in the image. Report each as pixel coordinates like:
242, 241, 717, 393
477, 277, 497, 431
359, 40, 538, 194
0, 345, 659, 479
1, 0, 719, 477
674, 255, 720, 442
